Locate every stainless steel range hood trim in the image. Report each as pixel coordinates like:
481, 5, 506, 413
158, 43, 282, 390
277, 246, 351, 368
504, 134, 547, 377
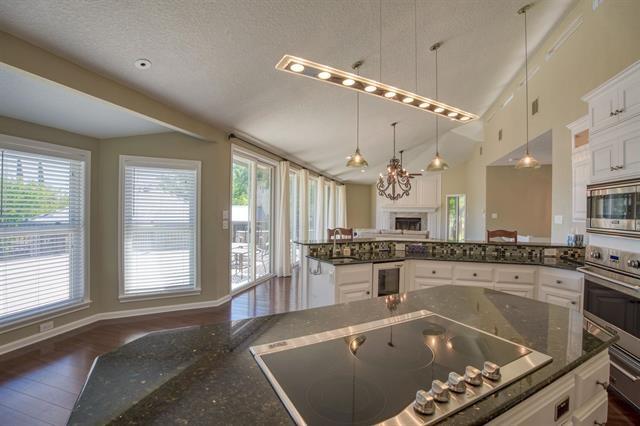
250, 310, 553, 426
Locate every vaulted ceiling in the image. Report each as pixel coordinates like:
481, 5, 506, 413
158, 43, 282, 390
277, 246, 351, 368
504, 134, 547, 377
0, 0, 576, 182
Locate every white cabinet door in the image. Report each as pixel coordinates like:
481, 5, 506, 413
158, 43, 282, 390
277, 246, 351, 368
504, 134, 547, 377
539, 286, 581, 312
417, 174, 440, 208
619, 124, 640, 177
337, 282, 372, 303
572, 155, 591, 222
589, 91, 619, 134
618, 68, 640, 122
590, 136, 619, 182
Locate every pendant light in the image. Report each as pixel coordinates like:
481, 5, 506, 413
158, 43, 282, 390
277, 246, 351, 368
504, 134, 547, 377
515, 4, 540, 169
346, 61, 368, 168
426, 42, 449, 172
377, 122, 412, 200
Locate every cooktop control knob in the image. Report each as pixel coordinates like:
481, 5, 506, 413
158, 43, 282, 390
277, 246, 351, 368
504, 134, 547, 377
429, 379, 450, 403
414, 390, 435, 415
482, 361, 501, 381
447, 372, 467, 393
590, 250, 601, 259
628, 259, 640, 269
464, 365, 483, 386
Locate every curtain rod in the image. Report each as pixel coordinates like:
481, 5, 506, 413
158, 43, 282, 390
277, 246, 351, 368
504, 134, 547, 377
227, 133, 343, 184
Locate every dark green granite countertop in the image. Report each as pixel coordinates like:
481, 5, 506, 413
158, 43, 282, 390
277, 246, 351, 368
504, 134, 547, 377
294, 238, 583, 248
308, 251, 584, 271
69, 286, 615, 425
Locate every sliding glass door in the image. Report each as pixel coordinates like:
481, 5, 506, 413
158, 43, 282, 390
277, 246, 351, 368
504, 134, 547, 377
446, 194, 466, 242
231, 152, 273, 292
289, 169, 300, 265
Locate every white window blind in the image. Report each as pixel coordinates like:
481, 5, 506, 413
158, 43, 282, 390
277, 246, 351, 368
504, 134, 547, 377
121, 157, 200, 297
0, 145, 87, 325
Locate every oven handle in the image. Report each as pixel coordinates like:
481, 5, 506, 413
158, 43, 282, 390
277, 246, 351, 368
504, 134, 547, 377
611, 360, 640, 382
577, 266, 640, 292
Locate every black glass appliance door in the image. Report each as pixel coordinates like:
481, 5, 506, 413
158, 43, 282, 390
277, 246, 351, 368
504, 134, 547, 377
584, 279, 640, 339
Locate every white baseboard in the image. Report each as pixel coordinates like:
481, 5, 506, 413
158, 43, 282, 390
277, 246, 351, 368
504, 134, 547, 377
0, 294, 231, 356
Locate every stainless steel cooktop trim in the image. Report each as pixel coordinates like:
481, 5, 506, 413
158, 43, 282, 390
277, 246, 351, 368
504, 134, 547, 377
250, 310, 553, 426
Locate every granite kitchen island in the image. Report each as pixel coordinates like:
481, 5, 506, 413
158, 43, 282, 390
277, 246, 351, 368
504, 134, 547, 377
69, 286, 615, 425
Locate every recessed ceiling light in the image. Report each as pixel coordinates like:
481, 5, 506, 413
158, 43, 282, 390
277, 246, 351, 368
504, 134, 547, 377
419, 102, 430, 108
384, 91, 396, 98
448, 112, 459, 117
360, 169, 366, 173
420, 169, 425, 172
402, 97, 414, 103
460, 116, 470, 121
134, 59, 152, 70
290, 63, 305, 72
342, 78, 355, 86
434, 107, 445, 113
318, 71, 331, 79
364, 85, 377, 92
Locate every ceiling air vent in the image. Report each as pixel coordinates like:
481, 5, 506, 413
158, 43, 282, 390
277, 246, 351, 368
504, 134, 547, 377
532, 98, 539, 115
498, 129, 503, 141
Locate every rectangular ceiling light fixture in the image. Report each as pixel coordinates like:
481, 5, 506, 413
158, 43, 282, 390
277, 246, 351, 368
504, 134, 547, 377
276, 54, 478, 123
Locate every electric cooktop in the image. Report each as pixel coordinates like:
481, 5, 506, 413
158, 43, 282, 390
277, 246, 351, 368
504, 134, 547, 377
251, 309, 552, 425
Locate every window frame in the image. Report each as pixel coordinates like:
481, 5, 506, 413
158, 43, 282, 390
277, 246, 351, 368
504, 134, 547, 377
118, 155, 201, 301
0, 134, 91, 329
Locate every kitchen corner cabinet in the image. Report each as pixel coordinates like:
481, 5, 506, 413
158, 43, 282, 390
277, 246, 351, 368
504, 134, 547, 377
306, 261, 373, 308
583, 60, 640, 135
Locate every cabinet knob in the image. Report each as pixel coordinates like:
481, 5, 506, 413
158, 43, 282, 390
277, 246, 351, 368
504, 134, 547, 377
432, 270, 437, 274
570, 301, 576, 305
514, 275, 519, 280
472, 273, 477, 277
366, 291, 370, 295
556, 280, 562, 284
610, 111, 616, 117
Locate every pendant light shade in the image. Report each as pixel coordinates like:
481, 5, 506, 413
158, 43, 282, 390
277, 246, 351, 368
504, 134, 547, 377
515, 4, 540, 169
426, 42, 448, 172
426, 153, 449, 172
346, 61, 368, 169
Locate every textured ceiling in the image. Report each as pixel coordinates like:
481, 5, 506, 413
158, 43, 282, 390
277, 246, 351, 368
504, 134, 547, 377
0, 65, 168, 138
0, 0, 576, 182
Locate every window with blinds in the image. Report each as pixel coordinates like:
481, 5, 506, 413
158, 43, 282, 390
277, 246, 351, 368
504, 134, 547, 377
121, 156, 200, 298
0, 141, 88, 325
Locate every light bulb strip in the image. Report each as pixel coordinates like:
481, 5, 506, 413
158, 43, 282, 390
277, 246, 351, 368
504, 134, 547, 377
276, 55, 478, 123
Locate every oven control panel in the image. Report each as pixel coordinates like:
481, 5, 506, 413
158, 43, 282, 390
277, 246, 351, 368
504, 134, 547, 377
586, 245, 640, 275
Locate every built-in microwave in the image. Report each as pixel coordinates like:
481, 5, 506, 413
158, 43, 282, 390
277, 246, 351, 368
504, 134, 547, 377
587, 178, 639, 238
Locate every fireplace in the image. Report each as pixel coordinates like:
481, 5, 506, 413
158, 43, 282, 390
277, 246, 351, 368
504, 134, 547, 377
395, 217, 422, 231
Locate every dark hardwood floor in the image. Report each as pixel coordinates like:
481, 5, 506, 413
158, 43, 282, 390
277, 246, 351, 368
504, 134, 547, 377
0, 270, 636, 425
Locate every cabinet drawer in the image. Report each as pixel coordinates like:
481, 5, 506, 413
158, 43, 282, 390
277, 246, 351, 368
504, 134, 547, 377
571, 390, 607, 426
496, 267, 536, 284
539, 269, 583, 292
413, 261, 453, 279
574, 351, 610, 408
337, 282, 372, 304
414, 277, 450, 291
539, 285, 582, 312
495, 283, 535, 299
455, 264, 494, 282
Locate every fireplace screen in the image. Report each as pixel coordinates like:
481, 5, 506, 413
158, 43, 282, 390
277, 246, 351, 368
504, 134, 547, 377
395, 217, 421, 231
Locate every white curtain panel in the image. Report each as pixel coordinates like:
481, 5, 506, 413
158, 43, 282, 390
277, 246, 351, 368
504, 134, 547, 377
298, 169, 308, 242
274, 161, 291, 277
316, 176, 326, 240
328, 180, 337, 229
337, 185, 348, 228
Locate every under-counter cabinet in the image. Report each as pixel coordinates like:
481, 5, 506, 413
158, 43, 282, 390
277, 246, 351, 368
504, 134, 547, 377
494, 265, 537, 298
538, 268, 583, 312
406, 260, 453, 291
306, 261, 373, 308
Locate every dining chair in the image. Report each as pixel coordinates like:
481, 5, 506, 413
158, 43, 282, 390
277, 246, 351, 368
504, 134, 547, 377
487, 229, 518, 243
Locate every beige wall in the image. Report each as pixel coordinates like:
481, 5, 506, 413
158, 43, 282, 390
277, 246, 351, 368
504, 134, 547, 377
486, 165, 552, 238
345, 183, 372, 229
464, 0, 640, 242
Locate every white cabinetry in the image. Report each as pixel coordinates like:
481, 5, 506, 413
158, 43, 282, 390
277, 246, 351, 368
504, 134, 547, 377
494, 266, 536, 298
454, 264, 494, 288
583, 60, 640, 182
335, 263, 373, 303
406, 260, 453, 291
538, 268, 583, 312
584, 60, 640, 134
567, 115, 590, 226
489, 351, 610, 426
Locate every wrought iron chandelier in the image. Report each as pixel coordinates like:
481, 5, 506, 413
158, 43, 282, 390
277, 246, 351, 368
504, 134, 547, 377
377, 122, 412, 200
